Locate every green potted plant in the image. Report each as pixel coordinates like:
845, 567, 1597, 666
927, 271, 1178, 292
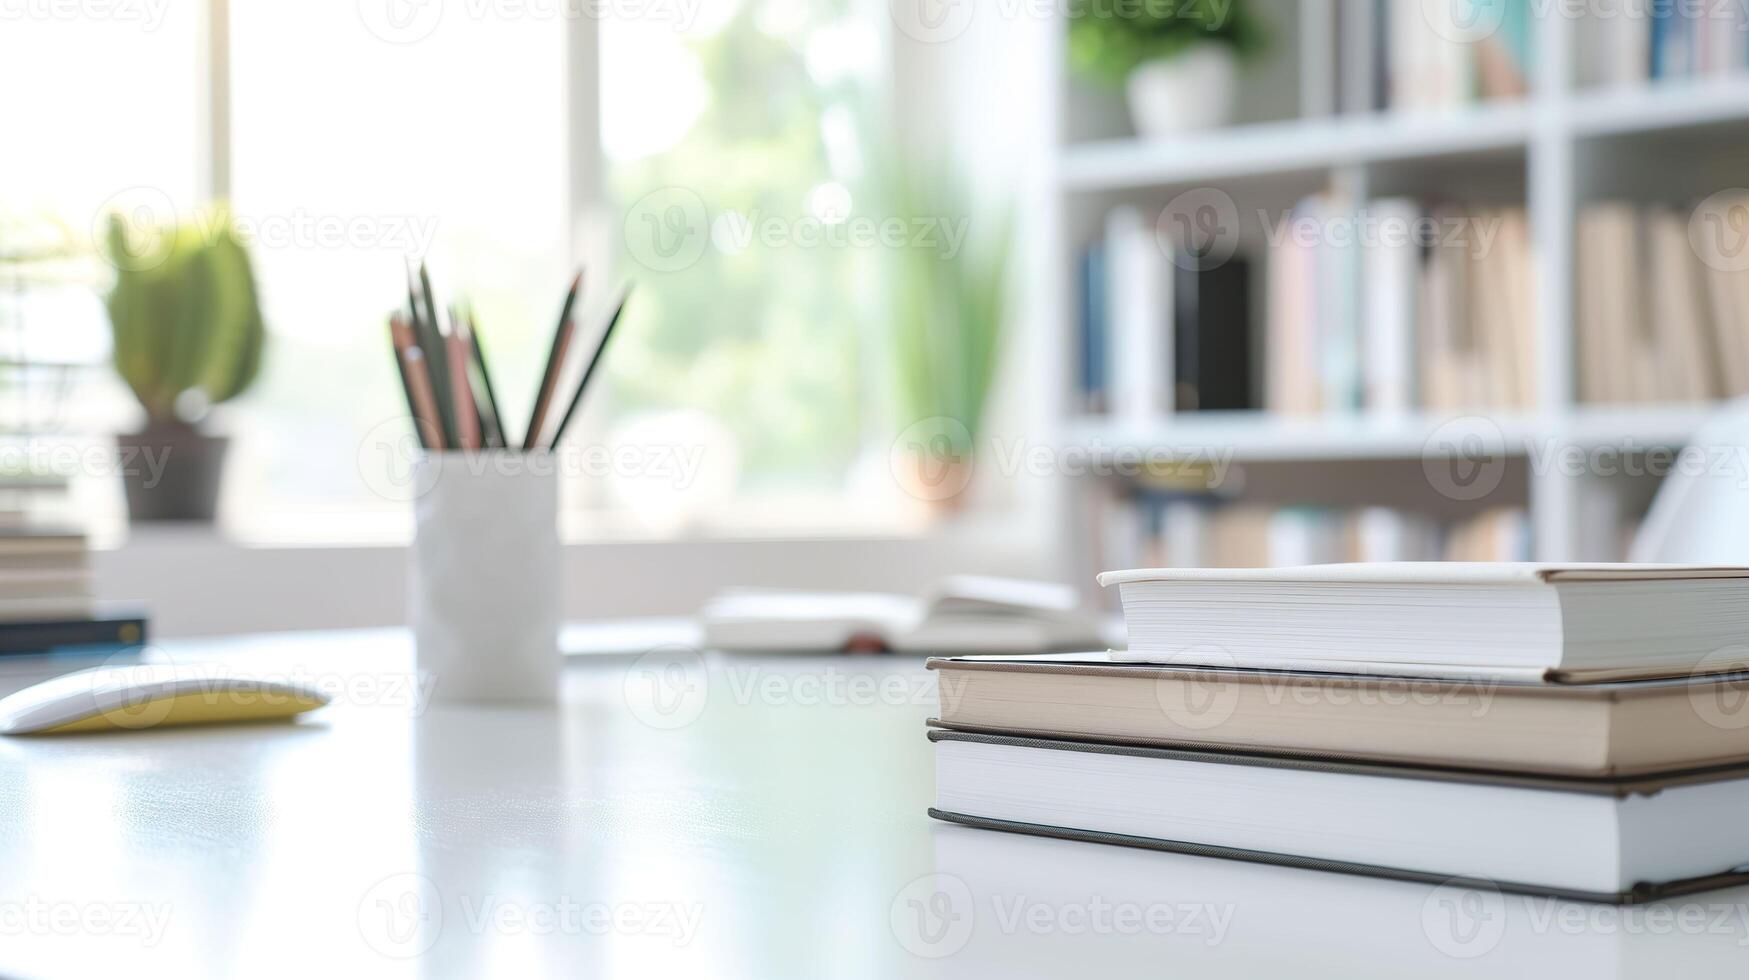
884, 164, 1012, 511
1067, 0, 1266, 136
103, 211, 266, 522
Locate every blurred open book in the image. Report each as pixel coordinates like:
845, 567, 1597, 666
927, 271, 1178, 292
700, 576, 1109, 654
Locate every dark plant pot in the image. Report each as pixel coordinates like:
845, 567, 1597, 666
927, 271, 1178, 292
116, 424, 229, 523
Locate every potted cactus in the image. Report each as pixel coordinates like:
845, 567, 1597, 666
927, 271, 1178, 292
103, 211, 265, 522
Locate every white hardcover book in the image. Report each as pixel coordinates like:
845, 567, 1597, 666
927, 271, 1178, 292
1266, 510, 1343, 567
931, 729, 1749, 901
1610, 6, 1651, 83
1361, 198, 1419, 413
1313, 194, 1361, 412
1100, 562, 1749, 681
1106, 206, 1170, 423
1352, 507, 1440, 562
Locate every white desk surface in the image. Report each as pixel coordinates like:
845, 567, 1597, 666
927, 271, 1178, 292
0, 628, 1746, 979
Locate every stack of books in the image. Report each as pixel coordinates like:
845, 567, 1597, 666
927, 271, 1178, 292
925, 563, 1749, 902
0, 526, 145, 655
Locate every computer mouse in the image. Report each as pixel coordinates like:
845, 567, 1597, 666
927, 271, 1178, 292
0, 663, 330, 735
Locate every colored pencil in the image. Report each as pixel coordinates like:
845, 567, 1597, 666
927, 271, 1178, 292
523, 270, 584, 450
387, 315, 426, 449
459, 308, 507, 449
546, 285, 632, 450
389, 313, 446, 450
446, 330, 481, 451
406, 263, 456, 447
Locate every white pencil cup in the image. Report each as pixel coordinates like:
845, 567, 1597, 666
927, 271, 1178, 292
410, 452, 561, 704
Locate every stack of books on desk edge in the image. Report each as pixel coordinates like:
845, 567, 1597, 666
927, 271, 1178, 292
0, 528, 146, 656
925, 563, 1749, 904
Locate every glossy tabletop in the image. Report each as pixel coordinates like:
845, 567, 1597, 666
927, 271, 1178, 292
0, 629, 1745, 979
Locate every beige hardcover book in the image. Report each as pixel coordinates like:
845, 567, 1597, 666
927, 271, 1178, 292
1575, 206, 1614, 401
1471, 207, 1512, 407
1503, 210, 1537, 407
1700, 193, 1749, 396
928, 652, 1749, 778
1647, 207, 1720, 401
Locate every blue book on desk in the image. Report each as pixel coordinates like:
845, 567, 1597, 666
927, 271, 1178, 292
0, 612, 148, 656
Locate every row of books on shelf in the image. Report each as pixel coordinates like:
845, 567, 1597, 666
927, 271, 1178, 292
0, 472, 145, 655
1307, 0, 1532, 116
1089, 496, 1532, 579
1076, 198, 1536, 419
1309, 0, 1747, 117
1579, 0, 1749, 86
1079, 195, 1749, 419
1267, 198, 1535, 415
1576, 199, 1749, 402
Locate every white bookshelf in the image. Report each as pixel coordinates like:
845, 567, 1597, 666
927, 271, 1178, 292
1064, 405, 1715, 464
1045, 11, 1749, 565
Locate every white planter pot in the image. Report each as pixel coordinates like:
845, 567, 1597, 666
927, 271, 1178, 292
1125, 44, 1239, 138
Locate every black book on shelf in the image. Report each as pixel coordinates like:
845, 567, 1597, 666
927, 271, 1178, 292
1173, 255, 1253, 411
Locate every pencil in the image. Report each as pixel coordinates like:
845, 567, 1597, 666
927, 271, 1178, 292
446, 330, 481, 451
387, 314, 426, 449
524, 270, 584, 450
407, 263, 456, 447
390, 314, 446, 450
546, 285, 631, 450
459, 308, 507, 449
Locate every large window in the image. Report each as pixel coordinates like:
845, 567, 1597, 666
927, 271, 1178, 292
0, 7, 203, 532
226, 5, 570, 541
2, 0, 900, 544
599, 0, 888, 533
